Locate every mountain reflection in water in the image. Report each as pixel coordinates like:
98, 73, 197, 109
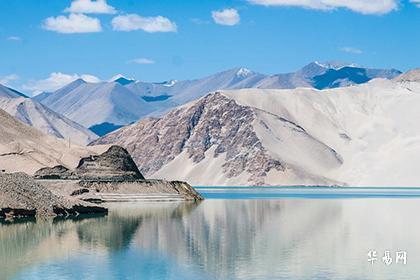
1, 197, 420, 280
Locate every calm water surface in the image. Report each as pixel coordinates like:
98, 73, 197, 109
1, 187, 420, 280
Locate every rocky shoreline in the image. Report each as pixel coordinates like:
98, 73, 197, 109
0, 173, 107, 219
39, 178, 203, 203
1, 146, 203, 219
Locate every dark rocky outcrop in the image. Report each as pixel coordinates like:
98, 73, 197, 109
33, 145, 203, 201
34, 146, 145, 181
70, 188, 90, 196
0, 173, 107, 219
75, 146, 145, 180
34, 165, 75, 180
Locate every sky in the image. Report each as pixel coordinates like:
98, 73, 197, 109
0, 0, 420, 94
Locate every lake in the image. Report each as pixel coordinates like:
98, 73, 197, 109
1, 187, 420, 280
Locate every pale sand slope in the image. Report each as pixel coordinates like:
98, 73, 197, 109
221, 74, 420, 186
0, 109, 108, 175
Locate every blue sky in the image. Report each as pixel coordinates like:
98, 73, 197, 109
0, 0, 420, 94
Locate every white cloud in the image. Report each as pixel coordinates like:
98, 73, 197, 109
340, 47, 363, 54
411, 0, 420, 7
23, 72, 101, 94
7, 36, 22, 41
247, 0, 398, 15
43, 13, 102, 34
112, 14, 177, 32
65, 0, 116, 14
129, 58, 155, 64
0, 74, 19, 86
212, 8, 240, 26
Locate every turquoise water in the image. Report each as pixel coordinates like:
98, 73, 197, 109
1, 187, 420, 279
196, 186, 420, 199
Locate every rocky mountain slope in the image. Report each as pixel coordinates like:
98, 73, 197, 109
393, 68, 420, 82
0, 108, 105, 175
0, 84, 97, 145
92, 71, 420, 186
92, 93, 343, 186
35, 62, 400, 134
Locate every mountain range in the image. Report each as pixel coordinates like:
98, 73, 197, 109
34, 79, 155, 131
34, 61, 401, 136
0, 85, 98, 145
0, 84, 97, 145
92, 69, 420, 186
1, 61, 415, 186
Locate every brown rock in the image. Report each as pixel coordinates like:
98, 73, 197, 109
75, 145, 145, 180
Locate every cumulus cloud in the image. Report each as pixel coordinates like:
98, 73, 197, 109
247, 0, 398, 15
112, 14, 177, 32
128, 58, 155, 64
212, 8, 240, 26
23, 72, 100, 94
7, 36, 22, 41
43, 13, 102, 34
340, 47, 363, 54
0, 74, 19, 86
65, 0, 116, 14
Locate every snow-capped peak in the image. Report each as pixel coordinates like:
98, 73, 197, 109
163, 80, 178, 87
236, 67, 253, 77
314, 61, 328, 68
109, 74, 135, 83
109, 74, 125, 82
109, 74, 136, 85
314, 61, 359, 70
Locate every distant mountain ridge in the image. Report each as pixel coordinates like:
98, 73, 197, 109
34, 79, 155, 128
311, 66, 401, 89
34, 61, 401, 135
0, 84, 97, 145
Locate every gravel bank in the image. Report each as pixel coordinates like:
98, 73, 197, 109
0, 173, 107, 218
